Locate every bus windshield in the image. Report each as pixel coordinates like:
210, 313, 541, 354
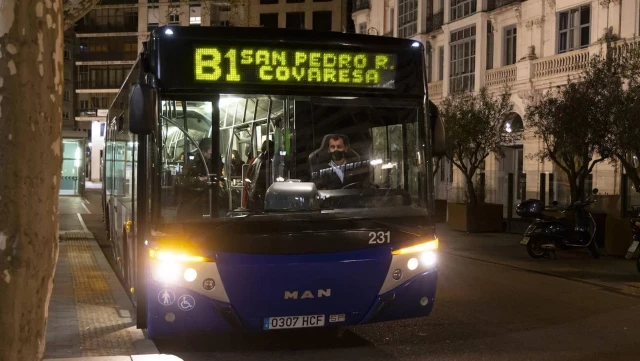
158, 95, 428, 222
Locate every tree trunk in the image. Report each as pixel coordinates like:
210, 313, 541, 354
570, 174, 587, 204
465, 174, 478, 207
0, 2, 64, 361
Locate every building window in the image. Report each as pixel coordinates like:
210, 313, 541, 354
487, 21, 493, 70
504, 25, 517, 65
450, 0, 477, 22
358, 22, 367, 34
438, 46, 444, 81
63, 110, 69, 120
557, 5, 590, 53
190, 16, 201, 25
64, 90, 70, 101
398, 0, 417, 38
260, 13, 279, 28
260, 0, 278, 3
100, 123, 106, 137
313, 11, 332, 32
169, 12, 180, 25
80, 100, 89, 109
286, 12, 305, 29
450, 25, 476, 93
64, 49, 70, 60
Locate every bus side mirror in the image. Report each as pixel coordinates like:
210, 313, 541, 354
129, 83, 156, 135
432, 113, 446, 157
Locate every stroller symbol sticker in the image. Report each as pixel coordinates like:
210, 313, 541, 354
158, 289, 175, 306
177, 295, 195, 311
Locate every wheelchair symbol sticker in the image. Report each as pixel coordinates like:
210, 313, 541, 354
177, 295, 195, 311
158, 289, 175, 306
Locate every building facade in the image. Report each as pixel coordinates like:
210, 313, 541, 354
353, 0, 640, 217
248, 0, 351, 32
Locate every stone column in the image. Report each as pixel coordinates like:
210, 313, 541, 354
475, 12, 489, 92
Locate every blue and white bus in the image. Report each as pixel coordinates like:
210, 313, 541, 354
103, 26, 445, 338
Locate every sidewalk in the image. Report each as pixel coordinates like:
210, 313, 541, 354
436, 225, 640, 298
45, 195, 157, 360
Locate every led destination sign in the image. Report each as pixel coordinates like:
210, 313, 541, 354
194, 46, 397, 89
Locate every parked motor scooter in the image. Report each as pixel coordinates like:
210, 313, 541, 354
516, 188, 600, 259
624, 206, 640, 273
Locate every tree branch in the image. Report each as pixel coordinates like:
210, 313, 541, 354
64, 0, 101, 30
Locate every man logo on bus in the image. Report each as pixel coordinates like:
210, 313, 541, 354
284, 289, 331, 299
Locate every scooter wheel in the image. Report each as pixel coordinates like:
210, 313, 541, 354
526, 238, 546, 258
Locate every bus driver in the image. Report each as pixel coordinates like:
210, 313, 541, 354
312, 134, 370, 190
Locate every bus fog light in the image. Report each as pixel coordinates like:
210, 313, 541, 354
184, 268, 197, 282
157, 263, 180, 284
165, 312, 176, 322
407, 258, 418, 270
420, 251, 437, 267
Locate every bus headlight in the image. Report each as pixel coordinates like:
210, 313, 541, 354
183, 268, 198, 282
392, 239, 439, 255
149, 249, 206, 263
420, 251, 437, 267
393, 239, 439, 270
149, 249, 209, 284
157, 262, 181, 284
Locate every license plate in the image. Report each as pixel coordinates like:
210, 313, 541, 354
264, 314, 325, 330
520, 236, 530, 245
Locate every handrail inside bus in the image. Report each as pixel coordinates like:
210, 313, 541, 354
161, 115, 211, 178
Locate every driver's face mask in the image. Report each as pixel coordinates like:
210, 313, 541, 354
331, 150, 345, 162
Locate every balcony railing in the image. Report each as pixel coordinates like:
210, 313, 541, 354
97, 0, 139, 4
76, 51, 137, 62
485, 65, 517, 87
532, 49, 590, 79
608, 38, 640, 58
428, 81, 443, 99
76, 109, 107, 117
353, 0, 370, 12
75, 22, 138, 33
77, 80, 123, 89
487, 0, 521, 11
425, 11, 444, 33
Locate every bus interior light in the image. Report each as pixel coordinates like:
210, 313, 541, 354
392, 239, 439, 255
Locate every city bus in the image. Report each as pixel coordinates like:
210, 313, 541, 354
102, 26, 445, 338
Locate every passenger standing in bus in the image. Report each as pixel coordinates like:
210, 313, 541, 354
176, 138, 224, 219
243, 140, 274, 211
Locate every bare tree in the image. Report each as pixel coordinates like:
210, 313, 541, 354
0, 2, 98, 361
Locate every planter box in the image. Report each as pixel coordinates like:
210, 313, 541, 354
447, 203, 504, 233
605, 216, 634, 257
434, 199, 448, 222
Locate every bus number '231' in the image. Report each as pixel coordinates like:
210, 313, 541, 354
369, 231, 391, 244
